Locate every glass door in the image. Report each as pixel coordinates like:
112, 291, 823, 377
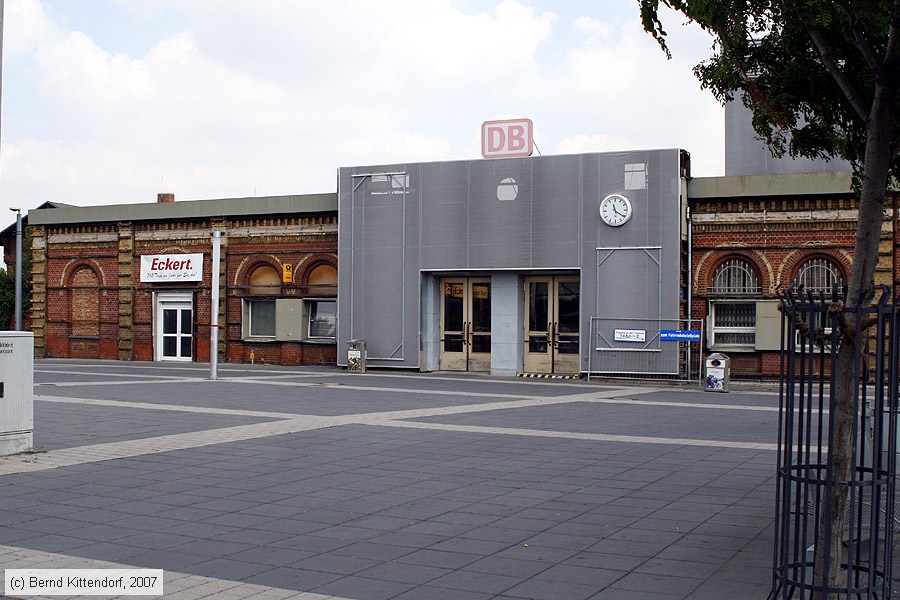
524, 278, 553, 373
439, 278, 491, 371
156, 294, 193, 361
523, 276, 580, 373
554, 277, 580, 373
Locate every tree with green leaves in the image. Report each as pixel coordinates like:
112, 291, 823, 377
0, 268, 14, 329
640, 1, 900, 597
0, 228, 32, 330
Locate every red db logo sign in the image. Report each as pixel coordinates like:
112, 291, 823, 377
481, 118, 534, 159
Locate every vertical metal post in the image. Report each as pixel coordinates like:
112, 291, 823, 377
3, 5, 13, 332
10, 207, 21, 330
686, 205, 692, 379
209, 230, 221, 380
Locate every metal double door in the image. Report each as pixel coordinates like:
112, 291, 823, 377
524, 276, 580, 373
439, 278, 491, 371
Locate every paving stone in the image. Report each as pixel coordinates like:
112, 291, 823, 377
1, 362, 785, 600
311, 575, 415, 600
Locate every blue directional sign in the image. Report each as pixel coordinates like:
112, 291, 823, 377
660, 329, 701, 342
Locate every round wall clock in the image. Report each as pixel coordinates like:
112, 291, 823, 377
599, 193, 633, 227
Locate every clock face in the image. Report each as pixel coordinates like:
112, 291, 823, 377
599, 194, 632, 227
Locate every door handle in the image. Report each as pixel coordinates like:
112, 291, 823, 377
464, 321, 469, 346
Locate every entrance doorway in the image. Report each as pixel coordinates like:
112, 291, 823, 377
439, 278, 491, 371
524, 276, 580, 373
155, 293, 193, 361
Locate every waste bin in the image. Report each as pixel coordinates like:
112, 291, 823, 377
347, 339, 366, 373
704, 352, 730, 393
0, 332, 34, 455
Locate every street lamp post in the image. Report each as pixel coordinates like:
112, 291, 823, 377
9, 207, 21, 331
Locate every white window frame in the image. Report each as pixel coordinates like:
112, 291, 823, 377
306, 299, 336, 340
708, 300, 757, 350
246, 298, 276, 339
794, 308, 834, 353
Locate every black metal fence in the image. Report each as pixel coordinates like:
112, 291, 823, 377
770, 287, 898, 599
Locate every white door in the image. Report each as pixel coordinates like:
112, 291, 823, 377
156, 293, 193, 361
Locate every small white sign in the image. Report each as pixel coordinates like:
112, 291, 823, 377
140, 253, 203, 282
614, 328, 646, 343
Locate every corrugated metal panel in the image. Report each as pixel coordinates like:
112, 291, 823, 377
338, 150, 685, 372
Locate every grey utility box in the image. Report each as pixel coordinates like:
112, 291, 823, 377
347, 339, 366, 373
0, 332, 34, 455
704, 353, 730, 393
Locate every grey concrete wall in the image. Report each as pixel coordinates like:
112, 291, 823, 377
420, 274, 440, 372
725, 100, 850, 176
489, 273, 522, 376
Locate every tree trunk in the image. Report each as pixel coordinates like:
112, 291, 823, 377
811, 83, 893, 599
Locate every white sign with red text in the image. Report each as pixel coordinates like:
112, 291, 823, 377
140, 253, 204, 282
481, 118, 534, 159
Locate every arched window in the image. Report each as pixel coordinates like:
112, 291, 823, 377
708, 258, 760, 349
795, 257, 843, 294
305, 263, 337, 339
246, 264, 280, 337
248, 264, 281, 296
306, 264, 337, 297
710, 258, 760, 294
70, 267, 100, 337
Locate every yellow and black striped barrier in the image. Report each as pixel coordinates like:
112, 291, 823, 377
516, 372, 581, 380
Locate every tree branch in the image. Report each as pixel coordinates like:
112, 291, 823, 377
808, 28, 870, 122
884, 0, 900, 67
846, 7, 883, 74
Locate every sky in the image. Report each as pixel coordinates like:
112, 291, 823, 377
0, 0, 723, 223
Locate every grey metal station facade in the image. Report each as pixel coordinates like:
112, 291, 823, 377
337, 149, 689, 376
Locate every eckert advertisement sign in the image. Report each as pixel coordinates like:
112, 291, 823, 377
140, 254, 204, 282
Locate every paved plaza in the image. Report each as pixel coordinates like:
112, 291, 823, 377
0, 360, 785, 599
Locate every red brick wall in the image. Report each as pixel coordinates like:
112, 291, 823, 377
34, 214, 338, 367
690, 194, 870, 378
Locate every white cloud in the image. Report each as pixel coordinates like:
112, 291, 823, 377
0, 0, 725, 218
34, 31, 154, 117
5, 0, 57, 56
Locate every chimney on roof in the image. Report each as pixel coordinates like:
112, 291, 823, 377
157, 193, 175, 203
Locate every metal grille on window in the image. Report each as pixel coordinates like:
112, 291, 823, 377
713, 302, 756, 345
795, 257, 842, 294
710, 258, 760, 294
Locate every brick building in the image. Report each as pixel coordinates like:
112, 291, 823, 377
25, 193, 338, 366
9, 163, 899, 378
687, 171, 896, 377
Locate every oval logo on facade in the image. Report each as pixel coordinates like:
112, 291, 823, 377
497, 177, 519, 201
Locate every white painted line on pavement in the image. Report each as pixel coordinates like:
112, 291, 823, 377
379, 419, 780, 451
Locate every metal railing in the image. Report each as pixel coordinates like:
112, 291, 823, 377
586, 317, 703, 382
770, 286, 898, 599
